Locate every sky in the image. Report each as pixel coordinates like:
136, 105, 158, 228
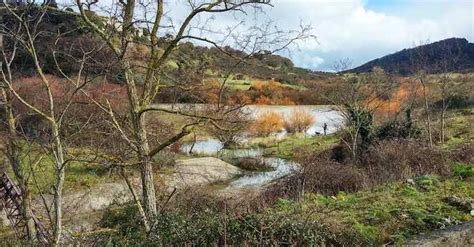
63, 0, 473, 71
264, 0, 474, 71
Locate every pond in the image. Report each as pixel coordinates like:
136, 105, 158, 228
157, 104, 344, 137
174, 104, 344, 189
247, 105, 343, 135
227, 157, 299, 189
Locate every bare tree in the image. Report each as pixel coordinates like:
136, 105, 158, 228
74, 0, 312, 233
410, 41, 436, 146
0, 13, 38, 242
0, 2, 96, 244
434, 41, 466, 144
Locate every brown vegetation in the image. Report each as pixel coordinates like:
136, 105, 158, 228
249, 111, 284, 137
283, 109, 315, 134
256, 138, 456, 203
247, 80, 296, 105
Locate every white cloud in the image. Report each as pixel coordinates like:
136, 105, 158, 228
271, 0, 472, 70
298, 54, 325, 69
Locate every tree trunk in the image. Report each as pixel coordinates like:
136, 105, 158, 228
121, 169, 151, 232
123, 64, 158, 230
440, 95, 447, 144
440, 106, 446, 144
421, 80, 433, 147
21, 188, 37, 243
135, 114, 158, 226
51, 122, 65, 246
1, 88, 38, 243
351, 128, 359, 160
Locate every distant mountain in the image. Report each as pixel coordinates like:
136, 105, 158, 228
347, 38, 474, 75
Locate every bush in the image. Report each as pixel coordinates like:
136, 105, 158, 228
376, 109, 421, 140
99, 199, 368, 246
361, 139, 451, 185
450, 145, 474, 164
153, 150, 177, 168
452, 163, 473, 179
282, 139, 452, 197
297, 154, 366, 195
283, 109, 315, 134
249, 111, 284, 137
100, 204, 146, 242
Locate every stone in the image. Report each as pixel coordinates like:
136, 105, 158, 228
167, 157, 242, 188
443, 196, 474, 213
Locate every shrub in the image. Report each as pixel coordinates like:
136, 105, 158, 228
99, 199, 368, 246
297, 156, 366, 195
153, 150, 177, 168
310, 162, 364, 195
249, 111, 284, 137
452, 163, 473, 179
285, 139, 452, 197
361, 139, 451, 185
376, 109, 421, 140
450, 145, 474, 164
283, 109, 315, 134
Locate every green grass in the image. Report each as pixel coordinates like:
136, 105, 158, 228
0, 145, 121, 194
226, 79, 254, 90
243, 134, 339, 159
278, 174, 474, 245
452, 163, 474, 178
443, 110, 474, 149
96, 168, 474, 246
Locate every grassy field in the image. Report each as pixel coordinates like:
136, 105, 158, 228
203, 77, 307, 91
0, 146, 121, 194
242, 134, 339, 159
274, 170, 473, 245
442, 109, 474, 149
95, 163, 473, 246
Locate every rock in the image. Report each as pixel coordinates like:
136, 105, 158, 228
443, 196, 474, 213
406, 221, 474, 246
62, 183, 132, 214
31, 182, 133, 232
166, 157, 242, 189
406, 178, 416, 185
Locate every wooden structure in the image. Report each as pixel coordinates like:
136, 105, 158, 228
0, 172, 48, 243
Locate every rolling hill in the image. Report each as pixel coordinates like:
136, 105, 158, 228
347, 38, 474, 75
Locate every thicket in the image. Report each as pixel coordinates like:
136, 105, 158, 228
283, 109, 315, 134
249, 112, 284, 137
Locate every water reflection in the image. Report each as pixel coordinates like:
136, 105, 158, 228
227, 158, 299, 188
